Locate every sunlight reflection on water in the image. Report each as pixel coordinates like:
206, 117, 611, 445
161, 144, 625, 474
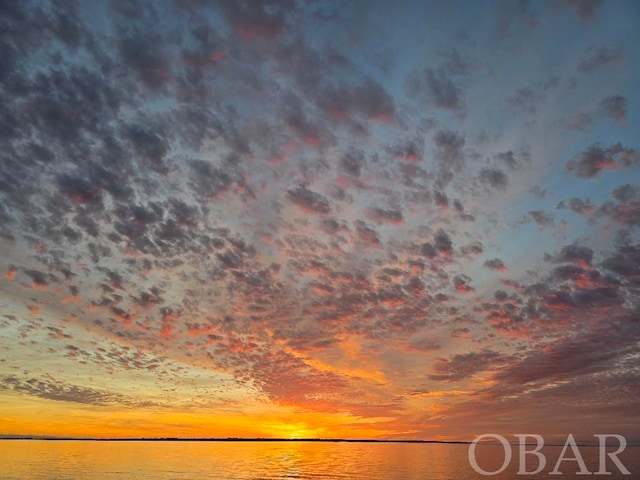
0, 441, 638, 480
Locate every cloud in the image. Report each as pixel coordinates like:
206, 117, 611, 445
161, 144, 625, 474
319, 78, 395, 123
481, 234, 639, 343
528, 210, 555, 227
355, 221, 381, 248
461, 242, 483, 257
566, 143, 640, 179
57, 175, 102, 205
433, 129, 465, 182
493, 0, 538, 41
617, 146, 640, 168
189, 160, 233, 198
496, 150, 520, 170
218, 0, 294, 39
420, 242, 438, 259
479, 168, 508, 189
602, 244, 640, 284
287, 187, 331, 215
600, 95, 628, 124
507, 87, 542, 115
407, 337, 442, 353
438, 48, 470, 76
5, 265, 17, 280
0, 375, 158, 408
434, 229, 453, 256
577, 45, 623, 72
484, 258, 507, 272
366, 208, 404, 225
599, 185, 640, 227
544, 244, 594, 266
127, 126, 170, 173
429, 350, 508, 382
612, 184, 638, 203
25, 270, 50, 288
387, 137, 424, 163
453, 275, 474, 294
433, 130, 465, 163
558, 185, 640, 228
118, 29, 169, 90
562, 0, 603, 22
565, 143, 617, 178
340, 149, 365, 177
494, 321, 638, 385
433, 190, 448, 209
557, 198, 596, 216
405, 67, 464, 111
561, 112, 593, 132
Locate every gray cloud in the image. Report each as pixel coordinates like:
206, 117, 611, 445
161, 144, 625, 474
405, 67, 464, 111
484, 258, 507, 272
366, 208, 404, 225
479, 168, 508, 189
507, 87, 542, 115
494, 321, 638, 385
577, 45, 623, 72
429, 350, 508, 382
566, 143, 640, 178
287, 187, 331, 215
434, 229, 453, 256
600, 95, 628, 124
433, 129, 465, 183
340, 149, 365, 177
544, 245, 594, 266
562, 0, 604, 21
529, 210, 555, 227
566, 144, 616, 178
0, 375, 158, 408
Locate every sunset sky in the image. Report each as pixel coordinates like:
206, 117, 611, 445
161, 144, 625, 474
1, 0, 639, 442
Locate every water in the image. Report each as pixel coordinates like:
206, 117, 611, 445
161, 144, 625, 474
0, 441, 637, 479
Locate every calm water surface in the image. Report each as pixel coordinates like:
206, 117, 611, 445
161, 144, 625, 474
0, 441, 637, 480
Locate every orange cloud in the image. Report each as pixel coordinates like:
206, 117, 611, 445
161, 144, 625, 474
161, 312, 176, 339
5, 266, 17, 280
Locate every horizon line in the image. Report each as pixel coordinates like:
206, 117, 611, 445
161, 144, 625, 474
3, 436, 639, 447
0, 435, 470, 444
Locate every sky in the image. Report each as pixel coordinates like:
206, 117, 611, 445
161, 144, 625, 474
0, 0, 639, 442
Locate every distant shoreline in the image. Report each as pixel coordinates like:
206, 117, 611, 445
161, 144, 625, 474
0, 436, 470, 444
3, 437, 637, 447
